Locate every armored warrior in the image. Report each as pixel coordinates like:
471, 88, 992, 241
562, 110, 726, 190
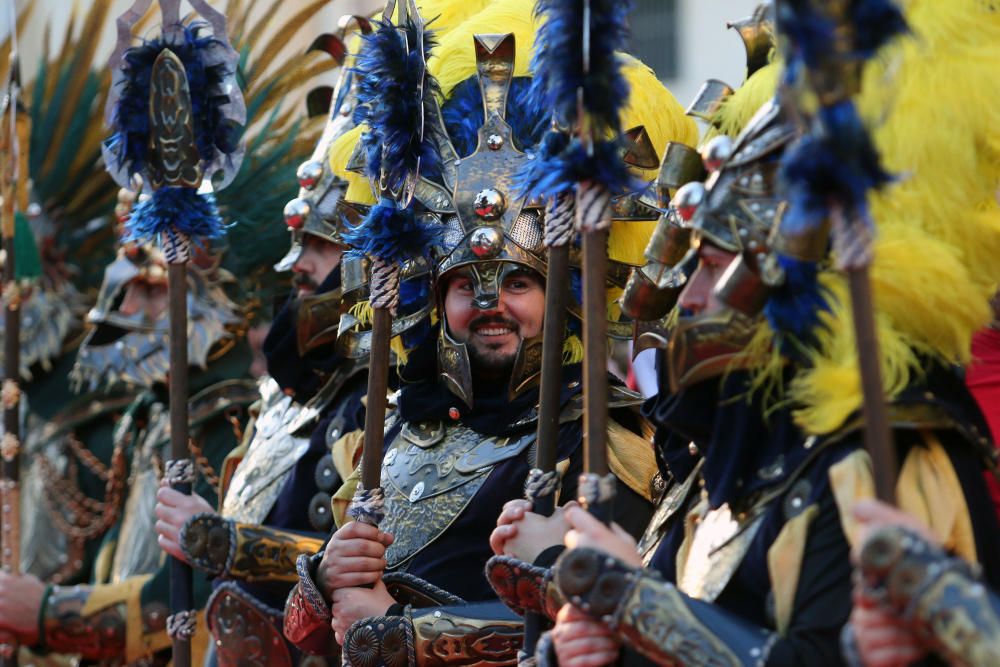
151, 22, 380, 666
282, 0, 698, 663
525, 3, 1000, 666
0, 2, 330, 663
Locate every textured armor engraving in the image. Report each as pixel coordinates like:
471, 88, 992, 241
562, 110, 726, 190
485, 555, 561, 620
111, 404, 170, 583
412, 613, 522, 666
382, 421, 535, 569
637, 460, 704, 565
43, 586, 128, 660
207, 582, 293, 667
677, 501, 767, 603
621, 578, 745, 667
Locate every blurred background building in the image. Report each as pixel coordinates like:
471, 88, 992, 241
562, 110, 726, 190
4, 0, 761, 136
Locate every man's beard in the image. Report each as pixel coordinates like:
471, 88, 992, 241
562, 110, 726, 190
465, 314, 520, 377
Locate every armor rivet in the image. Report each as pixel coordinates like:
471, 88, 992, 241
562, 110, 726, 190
672, 182, 705, 222
468, 226, 503, 258
296, 160, 324, 189
487, 134, 504, 150
791, 497, 803, 509
473, 189, 506, 221
688, 442, 699, 456
434, 611, 442, 618
410, 481, 425, 501
700, 135, 733, 173
751, 173, 764, 186
449, 407, 460, 420
284, 198, 311, 229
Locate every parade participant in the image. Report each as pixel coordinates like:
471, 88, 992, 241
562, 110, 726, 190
0, 2, 327, 663
535, 2, 1000, 665
152, 25, 378, 665
282, 0, 697, 662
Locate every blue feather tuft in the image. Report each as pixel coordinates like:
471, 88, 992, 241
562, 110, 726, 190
105, 23, 239, 178
441, 77, 548, 157
343, 198, 443, 266
852, 0, 908, 58
763, 256, 830, 357
514, 133, 640, 201
529, 0, 632, 134
352, 19, 442, 190
123, 187, 225, 245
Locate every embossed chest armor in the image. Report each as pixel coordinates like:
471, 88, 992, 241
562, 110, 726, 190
222, 378, 321, 525
381, 419, 535, 569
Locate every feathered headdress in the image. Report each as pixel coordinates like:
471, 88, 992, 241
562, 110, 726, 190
102, 0, 245, 255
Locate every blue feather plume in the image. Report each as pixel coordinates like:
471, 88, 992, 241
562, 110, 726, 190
343, 197, 442, 266
441, 77, 548, 157
352, 19, 442, 190
519, 0, 635, 199
529, 0, 631, 134
768, 0, 904, 353
123, 187, 226, 245
104, 23, 240, 179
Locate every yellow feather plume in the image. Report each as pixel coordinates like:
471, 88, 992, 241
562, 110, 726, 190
707, 60, 781, 141
429, 0, 540, 97
764, 0, 1000, 434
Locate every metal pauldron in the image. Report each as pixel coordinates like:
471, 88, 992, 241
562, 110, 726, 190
343, 606, 523, 667
857, 525, 1000, 666
552, 547, 775, 667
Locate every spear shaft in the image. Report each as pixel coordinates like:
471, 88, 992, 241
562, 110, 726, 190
0, 25, 21, 663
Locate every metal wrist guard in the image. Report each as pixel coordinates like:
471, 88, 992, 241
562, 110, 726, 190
858, 525, 1000, 666
383, 571, 466, 608
283, 552, 337, 656
343, 604, 524, 667
180, 513, 236, 577
486, 555, 563, 620
554, 547, 776, 667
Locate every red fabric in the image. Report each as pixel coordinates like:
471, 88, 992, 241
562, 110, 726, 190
967, 327, 1000, 518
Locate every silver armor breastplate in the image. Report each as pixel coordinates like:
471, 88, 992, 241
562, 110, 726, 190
221, 378, 319, 524
381, 420, 535, 569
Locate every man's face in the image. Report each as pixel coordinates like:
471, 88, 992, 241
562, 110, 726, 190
292, 234, 344, 296
443, 266, 545, 376
677, 241, 738, 317
118, 278, 169, 322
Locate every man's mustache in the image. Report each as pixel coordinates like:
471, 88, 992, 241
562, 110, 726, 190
468, 315, 520, 333
293, 274, 318, 291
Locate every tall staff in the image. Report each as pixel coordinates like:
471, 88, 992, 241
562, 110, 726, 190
527, 0, 638, 521
343, 0, 440, 526
773, 0, 907, 502
102, 2, 245, 664
0, 7, 22, 662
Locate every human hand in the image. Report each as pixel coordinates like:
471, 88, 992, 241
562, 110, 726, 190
848, 596, 926, 667
155, 487, 215, 562
330, 579, 396, 645
552, 603, 621, 667
851, 500, 937, 562
0, 571, 46, 645
563, 506, 641, 567
317, 521, 394, 599
490, 499, 577, 562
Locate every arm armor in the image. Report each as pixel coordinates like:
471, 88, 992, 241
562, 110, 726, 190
40, 581, 169, 662
485, 555, 564, 621
342, 602, 524, 667
553, 547, 776, 667
181, 513, 324, 582
855, 525, 1000, 667
283, 552, 338, 656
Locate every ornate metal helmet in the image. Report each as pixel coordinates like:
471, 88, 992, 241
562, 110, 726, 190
70, 232, 244, 392
275, 18, 374, 273
664, 100, 796, 393
338, 0, 697, 405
